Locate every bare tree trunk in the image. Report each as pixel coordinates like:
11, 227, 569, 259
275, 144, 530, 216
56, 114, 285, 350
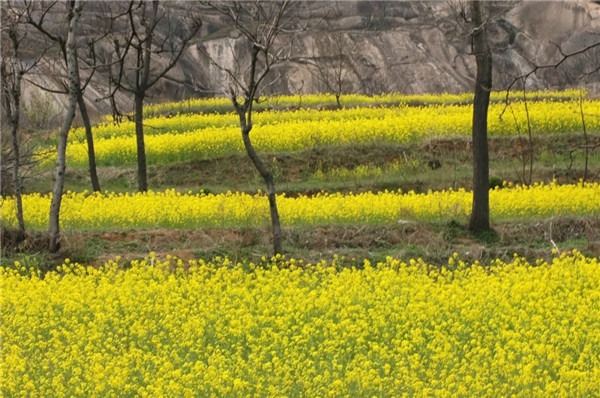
11, 129, 26, 241
579, 91, 589, 182
10, 97, 26, 241
241, 126, 283, 255
4, 72, 26, 242
210, 2, 292, 255
49, 0, 82, 253
134, 1, 156, 192
135, 93, 148, 192
1, 53, 25, 243
77, 92, 101, 192
468, 0, 492, 233
522, 89, 534, 185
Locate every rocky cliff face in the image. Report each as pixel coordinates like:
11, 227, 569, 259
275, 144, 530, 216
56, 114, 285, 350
17, 1, 600, 117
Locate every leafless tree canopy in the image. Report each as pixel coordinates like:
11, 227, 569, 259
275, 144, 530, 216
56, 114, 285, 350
199, 0, 313, 255
93, 0, 201, 192
202, 0, 307, 106
97, 1, 201, 117
1, 1, 50, 208
307, 30, 357, 108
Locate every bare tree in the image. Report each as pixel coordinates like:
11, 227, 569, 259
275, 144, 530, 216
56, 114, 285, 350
504, 85, 534, 186
501, 31, 600, 184
48, 0, 82, 253
504, 41, 600, 95
308, 30, 355, 109
24, 0, 102, 192
100, 1, 201, 192
448, 0, 519, 232
464, 0, 492, 232
0, 2, 47, 242
205, 0, 304, 255
571, 89, 600, 183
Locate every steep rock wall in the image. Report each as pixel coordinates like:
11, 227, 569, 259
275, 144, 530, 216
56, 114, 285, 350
15, 0, 600, 118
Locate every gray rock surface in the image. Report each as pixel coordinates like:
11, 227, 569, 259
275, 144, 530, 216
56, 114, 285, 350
16, 1, 600, 117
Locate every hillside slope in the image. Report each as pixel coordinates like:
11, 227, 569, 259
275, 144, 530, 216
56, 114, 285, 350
15, 0, 600, 117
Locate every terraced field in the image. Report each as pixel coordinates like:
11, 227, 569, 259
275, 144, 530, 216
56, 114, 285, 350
56, 96, 599, 168
2, 91, 599, 396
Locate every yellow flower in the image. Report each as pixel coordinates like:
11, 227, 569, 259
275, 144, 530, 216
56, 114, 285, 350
2, 252, 599, 396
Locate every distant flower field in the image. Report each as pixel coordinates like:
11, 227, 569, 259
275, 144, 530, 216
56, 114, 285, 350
71, 92, 593, 142
2, 252, 599, 396
2, 182, 598, 229
54, 97, 600, 168
139, 89, 586, 117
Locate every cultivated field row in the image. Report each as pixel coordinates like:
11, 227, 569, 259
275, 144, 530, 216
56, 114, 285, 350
2, 182, 598, 229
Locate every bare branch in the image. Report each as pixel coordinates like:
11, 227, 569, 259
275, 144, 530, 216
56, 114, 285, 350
504, 40, 600, 96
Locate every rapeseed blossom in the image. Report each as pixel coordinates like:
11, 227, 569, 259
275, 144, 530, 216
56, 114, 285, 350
1, 182, 598, 229
57, 98, 600, 168
2, 252, 599, 396
140, 89, 584, 117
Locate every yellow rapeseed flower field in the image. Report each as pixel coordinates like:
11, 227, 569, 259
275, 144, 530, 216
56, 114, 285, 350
71, 93, 593, 142
2, 252, 599, 396
59, 99, 599, 168
1, 182, 598, 229
140, 89, 585, 117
